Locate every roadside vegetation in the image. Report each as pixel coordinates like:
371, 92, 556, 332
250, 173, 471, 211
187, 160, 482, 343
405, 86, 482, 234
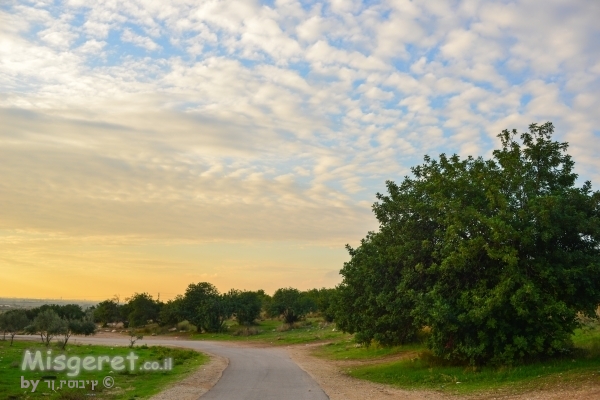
0, 340, 207, 400
337, 323, 600, 395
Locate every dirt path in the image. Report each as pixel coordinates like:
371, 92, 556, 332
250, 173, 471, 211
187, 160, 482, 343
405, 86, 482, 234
286, 343, 600, 400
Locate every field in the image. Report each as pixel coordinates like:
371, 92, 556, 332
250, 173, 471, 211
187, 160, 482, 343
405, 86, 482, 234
0, 340, 208, 400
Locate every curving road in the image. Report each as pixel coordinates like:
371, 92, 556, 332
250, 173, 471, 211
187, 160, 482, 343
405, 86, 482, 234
17, 336, 329, 400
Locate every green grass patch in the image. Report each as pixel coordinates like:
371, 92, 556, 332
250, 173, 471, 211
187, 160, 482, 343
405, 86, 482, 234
0, 340, 208, 399
315, 339, 423, 360
345, 325, 600, 395
176, 317, 348, 345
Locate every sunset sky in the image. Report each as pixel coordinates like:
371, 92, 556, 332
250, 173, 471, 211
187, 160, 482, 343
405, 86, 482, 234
1, 0, 599, 301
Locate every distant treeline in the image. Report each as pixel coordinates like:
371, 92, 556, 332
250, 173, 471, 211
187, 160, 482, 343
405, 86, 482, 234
0, 303, 95, 347
92, 283, 336, 333
0, 284, 337, 346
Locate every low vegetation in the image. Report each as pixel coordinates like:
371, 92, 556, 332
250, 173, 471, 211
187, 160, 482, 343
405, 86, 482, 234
316, 323, 600, 395
0, 340, 207, 400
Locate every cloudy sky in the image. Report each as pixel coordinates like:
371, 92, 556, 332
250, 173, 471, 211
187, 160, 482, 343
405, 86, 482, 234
1, 0, 599, 300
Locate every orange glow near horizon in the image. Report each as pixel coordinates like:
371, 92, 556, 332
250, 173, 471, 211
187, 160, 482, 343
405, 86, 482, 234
0, 233, 350, 301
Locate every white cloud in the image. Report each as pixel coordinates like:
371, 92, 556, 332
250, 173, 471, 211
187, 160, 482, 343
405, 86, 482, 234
0, 0, 599, 247
121, 28, 161, 51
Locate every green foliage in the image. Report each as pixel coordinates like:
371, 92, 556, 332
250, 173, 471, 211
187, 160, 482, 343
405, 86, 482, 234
0, 309, 30, 345
181, 282, 232, 333
124, 292, 162, 328
229, 290, 262, 326
93, 299, 122, 325
159, 295, 185, 326
304, 288, 337, 322
269, 288, 314, 325
31, 309, 66, 347
128, 329, 144, 347
254, 289, 272, 312
26, 304, 86, 321
335, 231, 421, 346
337, 122, 600, 365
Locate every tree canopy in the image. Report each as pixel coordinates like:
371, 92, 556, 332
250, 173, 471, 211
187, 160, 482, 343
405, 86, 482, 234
269, 288, 314, 325
335, 122, 600, 365
181, 282, 232, 333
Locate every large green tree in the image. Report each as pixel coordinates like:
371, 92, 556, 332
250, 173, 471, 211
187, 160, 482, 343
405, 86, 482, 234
336, 122, 600, 365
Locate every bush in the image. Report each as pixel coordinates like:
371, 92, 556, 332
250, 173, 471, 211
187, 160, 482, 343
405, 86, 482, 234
176, 321, 195, 332
231, 326, 261, 336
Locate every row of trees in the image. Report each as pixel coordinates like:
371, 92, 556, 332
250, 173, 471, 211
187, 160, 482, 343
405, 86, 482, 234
92, 285, 337, 332
0, 304, 96, 347
335, 123, 600, 365
0, 285, 337, 346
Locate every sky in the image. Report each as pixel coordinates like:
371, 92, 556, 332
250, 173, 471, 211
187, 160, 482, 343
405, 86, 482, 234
1, 0, 599, 301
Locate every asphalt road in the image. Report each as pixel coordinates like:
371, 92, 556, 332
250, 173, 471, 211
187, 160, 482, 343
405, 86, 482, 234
16, 336, 329, 400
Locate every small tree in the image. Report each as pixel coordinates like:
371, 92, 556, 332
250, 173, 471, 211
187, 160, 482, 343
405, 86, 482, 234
305, 288, 337, 322
2, 310, 30, 345
128, 329, 143, 348
0, 312, 6, 340
32, 309, 65, 347
269, 288, 314, 326
94, 299, 122, 326
58, 320, 96, 349
203, 294, 233, 333
181, 282, 232, 333
126, 292, 161, 328
159, 295, 185, 326
229, 290, 262, 326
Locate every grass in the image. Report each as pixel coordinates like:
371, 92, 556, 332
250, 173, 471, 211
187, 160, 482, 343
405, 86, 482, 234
156, 317, 349, 345
337, 325, 600, 395
315, 339, 423, 361
0, 340, 208, 400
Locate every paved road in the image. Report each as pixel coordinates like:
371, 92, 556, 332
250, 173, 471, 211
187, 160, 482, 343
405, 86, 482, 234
16, 336, 329, 400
